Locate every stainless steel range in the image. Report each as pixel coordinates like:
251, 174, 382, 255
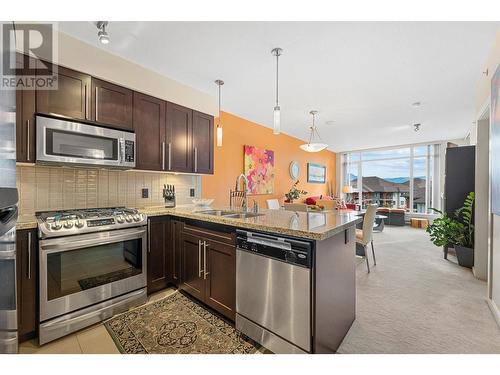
36, 207, 148, 345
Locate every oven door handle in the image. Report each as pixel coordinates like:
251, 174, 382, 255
40, 228, 146, 254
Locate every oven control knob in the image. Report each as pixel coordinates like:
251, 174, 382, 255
125, 215, 133, 223
63, 220, 74, 229
133, 214, 141, 222
52, 222, 62, 230
75, 219, 85, 228
116, 215, 125, 224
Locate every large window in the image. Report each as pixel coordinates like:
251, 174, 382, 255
341, 144, 441, 213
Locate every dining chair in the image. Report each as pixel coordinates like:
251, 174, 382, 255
284, 203, 308, 212
266, 199, 280, 210
355, 204, 377, 272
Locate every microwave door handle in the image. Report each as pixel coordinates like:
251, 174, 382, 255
119, 138, 125, 163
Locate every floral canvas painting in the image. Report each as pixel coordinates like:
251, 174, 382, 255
244, 145, 275, 194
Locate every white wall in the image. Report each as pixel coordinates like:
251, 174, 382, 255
474, 119, 490, 280
476, 30, 500, 325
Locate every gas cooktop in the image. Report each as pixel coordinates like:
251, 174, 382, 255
36, 207, 147, 238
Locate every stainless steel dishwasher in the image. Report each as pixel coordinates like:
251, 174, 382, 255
235, 230, 312, 354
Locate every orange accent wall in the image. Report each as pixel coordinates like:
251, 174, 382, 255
202, 112, 336, 207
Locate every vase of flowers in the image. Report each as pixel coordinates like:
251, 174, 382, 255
285, 181, 307, 203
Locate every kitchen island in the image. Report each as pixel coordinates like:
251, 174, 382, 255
142, 205, 362, 354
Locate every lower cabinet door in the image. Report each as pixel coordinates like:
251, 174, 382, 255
147, 217, 173, 294
16, 228, 37, 342
204, 240, 236, 320
172, 221, 182, 286
180, 233, 205, 301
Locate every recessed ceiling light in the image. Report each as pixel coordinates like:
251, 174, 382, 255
412, 101, 422, 108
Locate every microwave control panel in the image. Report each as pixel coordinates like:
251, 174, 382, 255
124, 140, 135, 162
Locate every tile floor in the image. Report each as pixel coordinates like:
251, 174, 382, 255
19, 288, 177, 354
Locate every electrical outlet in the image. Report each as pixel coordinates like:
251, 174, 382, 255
142, 188, 149, 198
190, 188, 195, 197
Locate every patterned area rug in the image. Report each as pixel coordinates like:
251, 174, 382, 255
104, 292, 262, 354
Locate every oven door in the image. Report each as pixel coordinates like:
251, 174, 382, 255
36, 115, 135, 168
39, 226, 146, 322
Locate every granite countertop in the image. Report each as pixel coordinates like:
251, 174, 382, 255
16, 214, 38, 230
139, 205, 362, 241
15, 206, 362, 240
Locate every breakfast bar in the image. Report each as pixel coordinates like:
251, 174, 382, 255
139, 205, 362, 354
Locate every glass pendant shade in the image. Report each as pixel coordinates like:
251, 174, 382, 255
299, 143, 328, 152
215, 79, 224, 147
272, 48, 283, 135
273, 106, 281, 135
299, 110, 328, 153
216, 126, 223, 147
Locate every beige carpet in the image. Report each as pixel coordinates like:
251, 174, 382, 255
338, 225, 500, 354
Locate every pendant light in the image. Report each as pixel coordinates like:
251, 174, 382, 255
271, 47, 283, 135
299, 110, 328, 152
215, 79, 224, 147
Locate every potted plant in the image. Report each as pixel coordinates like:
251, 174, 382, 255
284, 181, 307, 203
426, 192, 475, 268
453, 192, 475, 268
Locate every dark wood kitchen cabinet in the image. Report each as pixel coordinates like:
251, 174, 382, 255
203, 240, 236, 320
180, 223, 236, 320
133, 92, 166, 171
166, 102, 193, 173
36, 61, 91, 121
16, 228, 37, 342
15, 54, 36, 163
171, 220, 182, 286
91, 78, 133, 130
192, 111, 214, 174
147, 216, 174, 294
180, 232, 206, 301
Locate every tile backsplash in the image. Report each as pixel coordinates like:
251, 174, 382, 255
16, 165, 201, 215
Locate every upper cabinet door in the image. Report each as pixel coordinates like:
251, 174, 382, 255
192, 111, 214, 174
91, 78, 133, 130
133, 92, 166, 171
15, 53, 36, 163
166, 102, 192, 173
36, 61, 91, 120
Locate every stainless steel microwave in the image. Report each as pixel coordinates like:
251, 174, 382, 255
36, 116, 135, 169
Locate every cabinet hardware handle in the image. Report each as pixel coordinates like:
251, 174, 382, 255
95, 87, 99, 122
194, 147, 198, 173
162, 142, 165, 170
168, 143, 172, 170
85, 84, 89, 119
26, 120, 30, 161
203, 241, 209, 280
27, 231, 32, 279
147, 220, 151, 253
198, 240, 203, 277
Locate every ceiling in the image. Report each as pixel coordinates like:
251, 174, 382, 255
58, 22, 499, 152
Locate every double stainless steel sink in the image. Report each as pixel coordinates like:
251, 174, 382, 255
194, 209, 264, 219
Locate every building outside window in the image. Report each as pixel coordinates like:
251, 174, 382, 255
341, 144, 441, 213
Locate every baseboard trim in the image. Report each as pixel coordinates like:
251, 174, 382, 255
487, 298, 500, 328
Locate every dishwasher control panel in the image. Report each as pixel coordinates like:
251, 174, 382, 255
236, 230, 312, 268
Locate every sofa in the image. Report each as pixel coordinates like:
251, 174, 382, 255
376, 208, 406, 226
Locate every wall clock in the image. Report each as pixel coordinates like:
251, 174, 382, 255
289, 161, 300, 180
